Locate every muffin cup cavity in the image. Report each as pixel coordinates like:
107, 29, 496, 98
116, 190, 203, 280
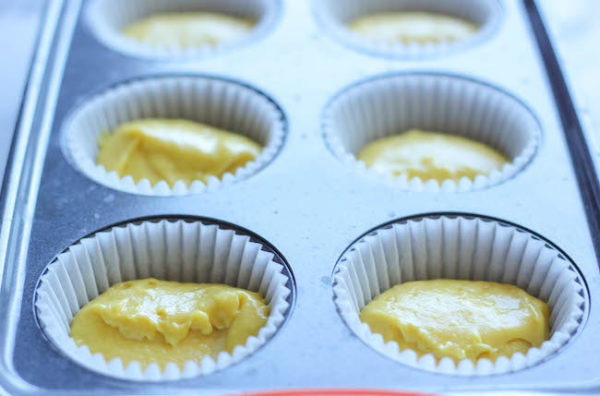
323, 73, 540, 192
63, 76, 286, 196
314, 0, 502, 58
86, 0, 280, 59
35, 218, 292, 381
333, 214, 586, 375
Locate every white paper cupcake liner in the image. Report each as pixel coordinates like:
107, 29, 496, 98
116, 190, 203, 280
62, 76, 286, 196
35, 218, 292, 381
323, 73, 540, 192
333, 214, 586, 375
314, 0, 503, 58
86, 0, 281, 59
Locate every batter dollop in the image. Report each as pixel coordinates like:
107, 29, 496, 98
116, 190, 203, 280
357, 129, 508, 182
360, 279, 549, 362
122, 12, 254, 49
96, 119, 262, 187
70, 278, 269, 369
349, 12, 478, 44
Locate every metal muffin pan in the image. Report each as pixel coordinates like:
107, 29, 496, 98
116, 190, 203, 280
1, 0, 599, 394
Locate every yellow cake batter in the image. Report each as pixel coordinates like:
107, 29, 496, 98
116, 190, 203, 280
96, 119, 262, 187
357, 129, 508, 182
360, 279, 549, 363
70, 278, 269, 369
349, 12, 478, 44
122, 12, 254, 49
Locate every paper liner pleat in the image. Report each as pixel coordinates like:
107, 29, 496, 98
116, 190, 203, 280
333, 215, 585, 375
323, 73, 540, 192
315, 0, 502, 58
86, 0, 280, 59
36, 219, 291, 381
63, 76, 285, 196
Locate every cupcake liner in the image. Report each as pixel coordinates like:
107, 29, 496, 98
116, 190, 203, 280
333, 214, 586, 375
314, 0, 502, 58
62, 76, 286, 196
86, 0, 280, 59
35, 219, 292, 381
323, 73, 540, 192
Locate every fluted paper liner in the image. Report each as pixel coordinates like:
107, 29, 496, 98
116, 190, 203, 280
35, 219, 292, 381
86, 0, 280, 59
63, 76, 285, 196
323, 73, 540, 192
315, 0, 502, 58
333, 215, 586, 375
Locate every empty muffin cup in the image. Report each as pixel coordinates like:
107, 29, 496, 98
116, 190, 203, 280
323, 73, 540, 192
35, 218, 293, 381
86, 0, 280, 58
333, 214, 586, 375
62, 75, 286, 196
314, 0, 502, 58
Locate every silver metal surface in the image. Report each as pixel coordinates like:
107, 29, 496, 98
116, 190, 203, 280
0, 0, 599, 394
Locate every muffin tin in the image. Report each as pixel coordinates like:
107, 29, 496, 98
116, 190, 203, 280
0, 0, 599, 394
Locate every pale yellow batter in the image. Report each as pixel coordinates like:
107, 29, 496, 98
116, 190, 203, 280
70, 278, 269, 369
357, 129, 508, 182
96, 119, 262, 187
360, 280, 549, 363
349, 12, 478, 44
122, 12, 254, 49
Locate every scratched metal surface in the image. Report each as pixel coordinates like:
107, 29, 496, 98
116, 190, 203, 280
0, 0, 599, 394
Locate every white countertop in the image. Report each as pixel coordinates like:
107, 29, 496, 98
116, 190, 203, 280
0, 1, 598, 184
543, 1, 600, 152
0, 0, 42, 185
